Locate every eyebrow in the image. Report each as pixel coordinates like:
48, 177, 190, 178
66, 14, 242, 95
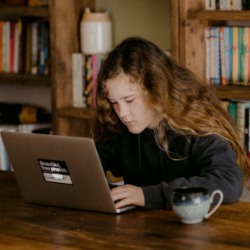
107, 93, 138, 101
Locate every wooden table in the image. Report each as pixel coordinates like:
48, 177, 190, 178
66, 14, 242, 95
1, 171, 250, 250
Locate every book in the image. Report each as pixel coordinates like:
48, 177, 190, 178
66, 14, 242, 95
232, 27, 239, 84
204, 0, 216, 10
72, 53, 86, 108
31, 21, 38, 75
14, 19, 22, 73
232, 0, 242, 10
238, 27, 245, 85
224, 27, 233, 85
2, 21, 11, 73
220, 27, 226, 85
229, 101, 237, 122
243, 27, 250, 85
9, 21, 16, 73
38, 21, 44, 74
83, 54, 104, 107
205, 27, 211, 84
237, 101, 250, 146
210, 27, 220, 85
25, 22, 32, 74
219, 0, 228, 10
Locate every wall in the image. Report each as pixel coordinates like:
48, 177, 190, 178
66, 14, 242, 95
95, 0, 171, 51
0, 85, 51, 111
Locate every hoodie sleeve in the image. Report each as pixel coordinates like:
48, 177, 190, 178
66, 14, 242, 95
142, 135, 244, 209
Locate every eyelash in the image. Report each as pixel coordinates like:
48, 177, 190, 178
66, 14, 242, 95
109, 99, 134, 105
126, 99, 134, 103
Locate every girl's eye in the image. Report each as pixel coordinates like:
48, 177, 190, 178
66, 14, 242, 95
126, 99, 134, 103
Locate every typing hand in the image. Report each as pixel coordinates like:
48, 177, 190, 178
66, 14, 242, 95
110, 184, 145, 208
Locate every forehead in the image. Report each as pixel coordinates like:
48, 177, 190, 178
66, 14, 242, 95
106, 73, 141, 97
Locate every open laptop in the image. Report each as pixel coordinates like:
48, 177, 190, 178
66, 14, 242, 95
1, 131, 135, 214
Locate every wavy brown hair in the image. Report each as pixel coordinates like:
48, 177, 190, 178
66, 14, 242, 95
94, 36, 250, 183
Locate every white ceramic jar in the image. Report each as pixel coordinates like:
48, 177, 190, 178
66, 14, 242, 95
80, 8, 112, 55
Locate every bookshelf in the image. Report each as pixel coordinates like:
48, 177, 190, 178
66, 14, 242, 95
50, 0, 94, 137
0, 5, 50, 86
0, 0, 95, 137
170, 0, 250, 100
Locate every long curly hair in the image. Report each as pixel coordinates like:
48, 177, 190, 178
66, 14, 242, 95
94, 36, 250, 183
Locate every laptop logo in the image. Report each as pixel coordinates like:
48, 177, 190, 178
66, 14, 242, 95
38, 159, 73, 185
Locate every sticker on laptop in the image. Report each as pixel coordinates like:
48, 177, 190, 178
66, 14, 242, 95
38, 159, 73, 185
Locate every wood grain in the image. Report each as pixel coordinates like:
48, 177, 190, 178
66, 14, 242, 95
1, 171, 250, 249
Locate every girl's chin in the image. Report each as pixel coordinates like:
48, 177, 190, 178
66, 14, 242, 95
126, 126, 145, 134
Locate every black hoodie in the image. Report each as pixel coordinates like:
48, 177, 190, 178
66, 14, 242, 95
95, 128, 243, 209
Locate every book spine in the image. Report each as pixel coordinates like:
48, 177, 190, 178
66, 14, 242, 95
31, 21, 38, 75
243, 27, 249, 85
238, 27, 245, 85
72, 53, 86, 108
13, 20, 20, 73
245, 108, 250, 158
220, 26, 226, 85
25, 22, 32, 74
204, 0, 216, 10
38, 21, 45, 74
248, 27, 250, 84
210, 27, 215, 84
232, 27, 239, 84
84, 55, 93, 107
2, 21, 10, 73
43, 21, 49, 75
211, 27, 220, 85
205, 27, 211, 84
229, 101, 237, 122
224, 27, 231, 84
219, 0, 228, 10
9, 21, 16, 73
232, 0, 242, 10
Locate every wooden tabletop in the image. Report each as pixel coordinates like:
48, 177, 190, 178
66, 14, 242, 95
1, 171, 250, 250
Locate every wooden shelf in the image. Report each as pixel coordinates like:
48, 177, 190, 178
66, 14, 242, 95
187, 10, 250, 21
0, 6, 49, 18
0, 73, 50, 86
215, 86, 250, 100
172, 0, 250, 103
56, 107, 94, 120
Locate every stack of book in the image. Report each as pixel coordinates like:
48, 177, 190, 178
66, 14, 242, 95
205, 0, 250, 10
205, 26, 250, 86
0, 19, 50, 75
72, 53, 105, 108
222, 99, 250, 158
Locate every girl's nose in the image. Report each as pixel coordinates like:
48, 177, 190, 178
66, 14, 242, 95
117, 103, 129, 118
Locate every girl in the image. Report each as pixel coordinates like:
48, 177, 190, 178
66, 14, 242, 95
94, 36, 250, 210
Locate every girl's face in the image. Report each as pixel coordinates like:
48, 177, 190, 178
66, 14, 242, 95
106, 72, 159, 134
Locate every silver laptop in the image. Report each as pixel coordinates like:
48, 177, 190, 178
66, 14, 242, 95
1, 131, 135, 214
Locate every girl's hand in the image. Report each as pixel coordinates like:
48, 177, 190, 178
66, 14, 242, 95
110, 184, 145, 208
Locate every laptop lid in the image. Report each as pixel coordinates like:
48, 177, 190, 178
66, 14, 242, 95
1, 131, 134, 214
